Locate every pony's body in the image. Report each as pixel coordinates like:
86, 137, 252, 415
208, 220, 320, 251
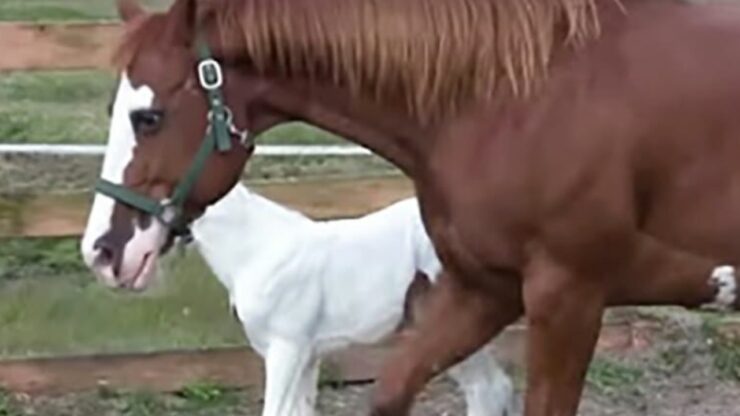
190, 186, 514, 416
82, 0, 740, 414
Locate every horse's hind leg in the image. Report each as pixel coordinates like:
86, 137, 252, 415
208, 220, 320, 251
522, 232, 737, 416
370, 270, 522, 416
614, 233, 737, 310
447, 347, 516, 416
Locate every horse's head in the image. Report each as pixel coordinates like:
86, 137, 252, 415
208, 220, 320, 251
81, 0, 275, 290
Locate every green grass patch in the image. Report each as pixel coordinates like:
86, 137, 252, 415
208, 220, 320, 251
118, 391, 167, 416
0, 242, 245, 358
702, 314, 740, 381
0, 386, 250, 416
0, 237, 86, 280
656, 342, 691, 375
586, 358, 643, 395
176, 381, 230, 405
0, 0, 174, 22
95, 383, 242, 416
0, 70, 114, 143
0, 70, 342, 145
0, 389, 16, 416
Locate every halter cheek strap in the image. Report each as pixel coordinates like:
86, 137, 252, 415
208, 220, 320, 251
95, 37, 250, 237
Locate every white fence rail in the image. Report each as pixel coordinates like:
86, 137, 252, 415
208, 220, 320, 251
0, 144, 372, 156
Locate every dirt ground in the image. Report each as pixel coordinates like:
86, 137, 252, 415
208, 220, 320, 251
2, 309, 738, 416
1, 368, 737, 416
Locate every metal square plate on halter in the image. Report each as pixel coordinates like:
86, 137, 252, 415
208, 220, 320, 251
197, 59, 223, 90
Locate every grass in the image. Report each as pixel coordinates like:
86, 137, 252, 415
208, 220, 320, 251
0, 385, 250, 416
0, 70, 113, 144
586, 358, 643, 395
702, 314, 740, 381
0, 389, 15, 416
0, 0, 174, 22
0, 238, 246, 358
0, 69, 342, 145
176, 382, 231, 405
0, 237, 85, 280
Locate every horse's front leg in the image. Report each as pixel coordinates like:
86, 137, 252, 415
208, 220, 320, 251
370, 270, 523, 416
262, 339, 313, 416
522, 249, 606, 416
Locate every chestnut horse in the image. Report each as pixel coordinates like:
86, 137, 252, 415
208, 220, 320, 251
81, 0, 740, 414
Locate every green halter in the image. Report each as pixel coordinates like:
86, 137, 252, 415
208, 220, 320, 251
95, 38, 248, 236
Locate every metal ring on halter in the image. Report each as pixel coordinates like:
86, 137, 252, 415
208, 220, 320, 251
197, 59, 223, 90
157, 198, 175, 224
207, 106, 233, 124
207, 107, 251, 147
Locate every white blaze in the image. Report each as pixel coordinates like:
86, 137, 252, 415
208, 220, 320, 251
80, 73, 168, 289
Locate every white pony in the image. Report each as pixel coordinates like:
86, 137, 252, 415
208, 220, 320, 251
189, 184, 515, 416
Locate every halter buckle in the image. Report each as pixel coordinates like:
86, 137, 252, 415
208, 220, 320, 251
197, 59, 223, 90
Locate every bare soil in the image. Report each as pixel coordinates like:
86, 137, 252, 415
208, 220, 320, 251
1, 309, 738, 416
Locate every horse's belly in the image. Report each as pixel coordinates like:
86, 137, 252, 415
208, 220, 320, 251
644, 178, 740, 262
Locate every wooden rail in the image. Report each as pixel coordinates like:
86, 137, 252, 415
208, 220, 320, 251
0, 319, 656, 395
0, 22, 120, 71
0, 176, 414, 238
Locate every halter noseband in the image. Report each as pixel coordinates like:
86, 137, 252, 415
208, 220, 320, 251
95, 38, 250, 237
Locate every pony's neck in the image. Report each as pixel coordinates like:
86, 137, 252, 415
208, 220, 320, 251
190, 184, 312, 290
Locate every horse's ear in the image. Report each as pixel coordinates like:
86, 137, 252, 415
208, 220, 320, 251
117, 0, 145, 22
163, 0, 198, 46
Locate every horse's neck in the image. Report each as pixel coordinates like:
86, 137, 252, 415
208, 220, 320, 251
249, 76, 433, 178
190, 185, 312, 290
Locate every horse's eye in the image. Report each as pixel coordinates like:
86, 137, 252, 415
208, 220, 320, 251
130, 109, 165, 136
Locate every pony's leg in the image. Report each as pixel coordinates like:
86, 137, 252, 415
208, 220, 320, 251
295, 357, 320, 416
370, 270, 523, 416
261, 339, 312, 416
446, 347, 516, 416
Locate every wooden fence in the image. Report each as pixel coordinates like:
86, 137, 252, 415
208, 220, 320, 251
0, 22, 120, 71
0, 175, 414, 238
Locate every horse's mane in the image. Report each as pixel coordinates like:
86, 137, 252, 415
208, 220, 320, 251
119, 0, 604, 122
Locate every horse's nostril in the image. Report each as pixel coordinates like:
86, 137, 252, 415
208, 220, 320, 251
93, 238, 115, 266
